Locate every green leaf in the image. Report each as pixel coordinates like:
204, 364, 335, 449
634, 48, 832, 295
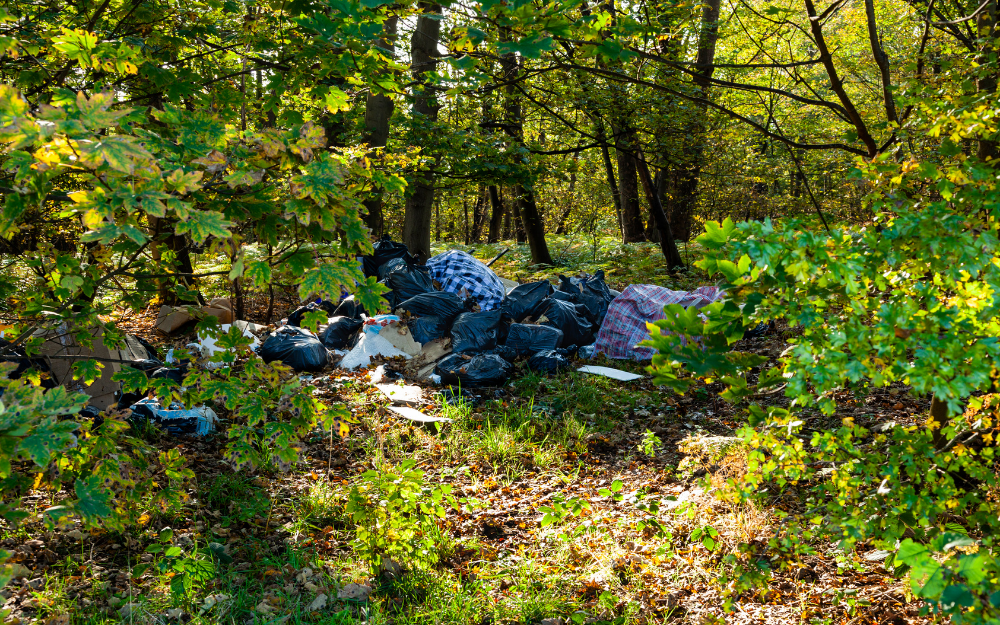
175, 211, 233, 243
74, 476, 112, 519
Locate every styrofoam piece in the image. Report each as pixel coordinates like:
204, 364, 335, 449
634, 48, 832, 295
577, 365, 643, 381
197, 323, 261, 370
385, 405, 452, 423
339, 332, 412, 370
376, 383, 424, 404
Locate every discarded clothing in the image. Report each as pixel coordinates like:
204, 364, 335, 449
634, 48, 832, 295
594, 285, 724, 360
258, 326, 328, 372
427, 250, 506, 311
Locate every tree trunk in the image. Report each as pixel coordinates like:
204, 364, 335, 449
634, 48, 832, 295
362, 15, 399, 237
635, 150, 684, 269
499, 38, 554, 265
615, 127, 646, 242
488, 185, 504, 242
599, 139, 623, 237
470, 184, 486, 242
661, 0, 721, 242
402, 3, 442, 262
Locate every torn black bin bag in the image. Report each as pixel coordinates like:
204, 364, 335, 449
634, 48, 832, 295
500, 281, 553, 323
361, 236, 416, 278
287, 300, 338, 327
536, 298, 594, 348
409, 316, 449, 344
484, 345, 519, 362
380, 262, 435, 309
435, 353, 512, 387
259, 326, 328, 372
527, 350, 572, 374
333, 295, 365, 319
450, 310, 501, 354
396, 291, 467, 321
503, 323, 563, 356
556, 271, 615, 327
319, 317, 364, 350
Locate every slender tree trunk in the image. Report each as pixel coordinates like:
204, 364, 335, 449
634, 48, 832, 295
402, 3, 442, 262
635, 150, 684, 269
615, 127, 646, 242
599, 138, 624, 236
470, 184, 486, 242
488, 185, 504, 242
362, 16, 399, 237
499, 38, 554, 265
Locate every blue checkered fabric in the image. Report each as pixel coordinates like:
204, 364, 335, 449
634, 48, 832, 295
426, 250, 506, 311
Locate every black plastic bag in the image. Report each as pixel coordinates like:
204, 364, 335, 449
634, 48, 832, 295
503, 323, 563, 356
361, 236, 415, 278
396, 291, 467, 321
409, 316, 449, 344
536, 298, 594, 348
500, 281, 553, 323
743, 320, 775, 339
288, 300, 338, 327
259, 326, 328, 372
484, 345, 519, 362
527, 350, 571, 374
435, 353, 512, 387
380, 261, 435, 308
333, 296, 365, 319
319, 316, 363, 349
556, 271, 615, 327
450, 310, 501, 354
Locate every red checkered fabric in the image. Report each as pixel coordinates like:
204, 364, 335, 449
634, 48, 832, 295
594, 285, 724, 360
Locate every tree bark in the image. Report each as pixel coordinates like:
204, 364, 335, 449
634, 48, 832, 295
362, 15, 399, 237
635, 150, 685, 269
659, 0, 722, 242
614, 127, 646, 242
499, 42, 554, 265
488, 185, 504, 242
402, 3, 442, 262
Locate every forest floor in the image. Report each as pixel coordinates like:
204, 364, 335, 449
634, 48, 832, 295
2, 240, 931, 625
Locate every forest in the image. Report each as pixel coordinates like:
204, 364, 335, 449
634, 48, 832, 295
1, 0, 1000, 623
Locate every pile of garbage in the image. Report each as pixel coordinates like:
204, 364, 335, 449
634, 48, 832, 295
258, 238, 748, 390
4, 238, 769, 437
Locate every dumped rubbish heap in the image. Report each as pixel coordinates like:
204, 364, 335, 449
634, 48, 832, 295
4, 238, 772, 435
